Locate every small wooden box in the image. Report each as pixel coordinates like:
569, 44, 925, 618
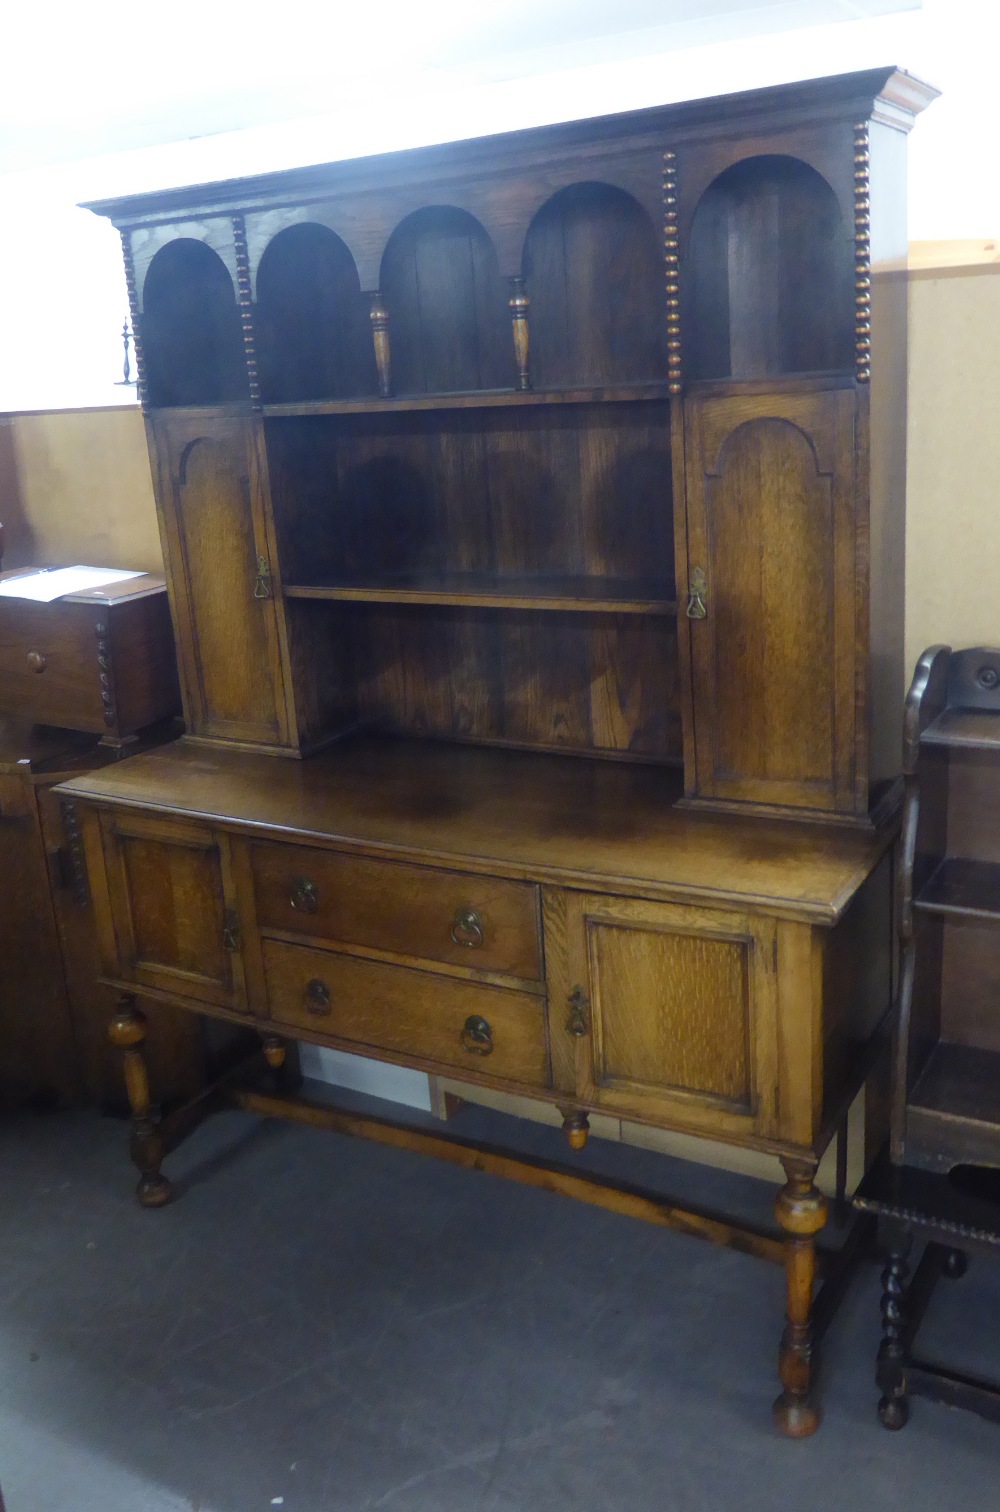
0, 571, 180, 742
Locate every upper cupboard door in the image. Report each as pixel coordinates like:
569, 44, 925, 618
683, 387, 859, 815
150, 414, 294, 749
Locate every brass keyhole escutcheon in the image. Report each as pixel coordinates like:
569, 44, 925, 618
460, 1015, 493, 1055
304, 978, 332, 1015
290, 876, 318, 913
566, 985, 589, 1037
26, 650, 47, 673
451, 907, 484, 948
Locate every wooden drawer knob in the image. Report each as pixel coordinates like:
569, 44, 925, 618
290, 876, 318, 913
451, 907, 484, 948
460, 1014, 493, 1055
26, 650, 47, 673
304, 977, 332, 1015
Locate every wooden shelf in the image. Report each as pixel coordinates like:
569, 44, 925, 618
914, 858, 1000, 922
921, 709, 1000, 751
908, 1043, 1000, 1168
262, 383, 673, 418
285, 573, 678, 616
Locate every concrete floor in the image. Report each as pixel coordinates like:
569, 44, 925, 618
2, 1090, 1000, 1512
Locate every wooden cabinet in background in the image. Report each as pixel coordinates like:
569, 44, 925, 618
0, 720, 201, 1110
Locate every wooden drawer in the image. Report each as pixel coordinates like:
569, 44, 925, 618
0, 575, 179, 739
250, 842, 541, 980
262, 938, 550, 1087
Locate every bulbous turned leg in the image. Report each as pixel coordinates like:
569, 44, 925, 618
773, 1156, 827, 1437
876, 1224, 911, 1429
559, 1107, 590, 1151
108, 994, 173, 1209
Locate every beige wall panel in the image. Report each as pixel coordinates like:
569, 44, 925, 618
905, 266, 1000, 676
3, 406, 161, 572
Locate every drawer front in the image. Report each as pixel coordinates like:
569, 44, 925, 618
251, 842, 541, 980
0, 602, 104, 732
263, 938, 549, 1087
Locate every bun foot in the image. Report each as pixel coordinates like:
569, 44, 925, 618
136, 1173, 175, 1209
878, 1394, 909, 1430
943, 1249, 967, 1280
772, 1392, 821, 1438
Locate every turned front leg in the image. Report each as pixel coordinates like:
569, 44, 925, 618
876, 1223, 911, 1429
773, 1156, 827, 1437
108, 994, 173, 1208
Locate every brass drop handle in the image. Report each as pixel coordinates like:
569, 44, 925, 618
566, 985, 589, 1037
451, 907, 484, 948
26, 650, 47, 673
460, 1014, 493, 1055
253, 555, 272, 600
290, 876, 318, 913
304, 977, 332, 1015
686, 566, 708, 620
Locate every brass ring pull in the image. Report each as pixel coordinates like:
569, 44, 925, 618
460, 1015, 493, 1055
304, 977, 332, 1015
26, 650, 47, 673
290, 876, 318, 913
451, 907, 484, 948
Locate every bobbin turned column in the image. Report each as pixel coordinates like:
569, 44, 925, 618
369, 292, 392, 397
108, 994, 173, 1208
773, 1156, 827, 1436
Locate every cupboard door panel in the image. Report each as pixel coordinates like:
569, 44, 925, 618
683, 387, 858, 814
150, 414, 293, 747
545, 891, 778, 1139
99, 814, 247, 1010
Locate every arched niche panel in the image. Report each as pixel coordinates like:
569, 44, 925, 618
522, 183, 666, 389
380, 207, 512, 395
256, 223, 377, 402
684, 156, 853, 381
142, 240, 248, 407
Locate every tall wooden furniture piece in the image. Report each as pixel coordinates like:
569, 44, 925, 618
855, 646, 1000, 1429
0, 567, 196, 1109
61, 68, 936, 1436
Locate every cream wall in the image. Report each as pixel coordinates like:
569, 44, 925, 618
905, 265, 1000, 673
0, 406, 160, 572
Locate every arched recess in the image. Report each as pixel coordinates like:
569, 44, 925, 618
684, 156, 853, 381
142, 240, 248, 407
256, 222, 376, 402
380, 207, 512, 394
522, 183, 666, 388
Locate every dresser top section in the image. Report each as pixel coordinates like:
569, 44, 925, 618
58, 735, 893, 922
82, 67, 937, 228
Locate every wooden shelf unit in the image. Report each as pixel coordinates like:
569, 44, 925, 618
894, 646, 1000, 1175
65, 68, 938, 1437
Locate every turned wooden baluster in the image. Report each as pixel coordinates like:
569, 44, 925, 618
369, 292, 391, 397
773, 1156, 827, 1436
509, 275, 531, 391
108, 994, 173, 1208
876, 1222, 911, 1429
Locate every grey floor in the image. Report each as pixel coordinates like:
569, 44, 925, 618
3, 1089, 1000, 1512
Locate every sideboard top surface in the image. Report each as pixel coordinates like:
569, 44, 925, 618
58, 734, 892, 922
